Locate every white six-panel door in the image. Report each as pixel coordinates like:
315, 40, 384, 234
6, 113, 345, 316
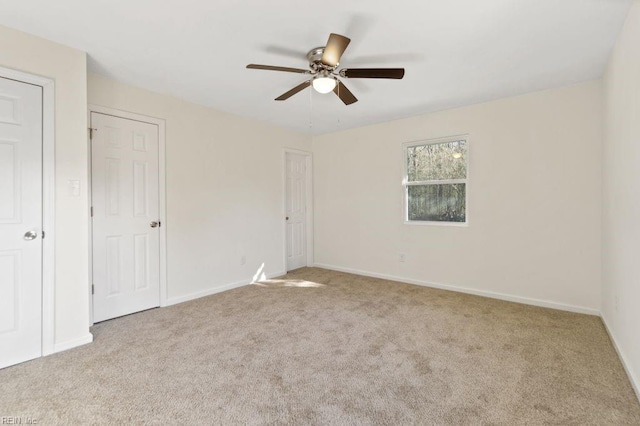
285, 153, 307, 271
91, 112, 160, 323
0, 77, 43, 369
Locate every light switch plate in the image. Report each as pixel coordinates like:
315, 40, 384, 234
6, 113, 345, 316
68, 179, 81, 197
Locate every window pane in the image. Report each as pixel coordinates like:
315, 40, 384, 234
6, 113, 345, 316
408, 184, 466, 222
407, 140, 467, 181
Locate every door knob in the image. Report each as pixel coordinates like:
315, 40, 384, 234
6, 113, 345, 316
150, 221, 159, 228
24, 230, 38, 240
286, 216, 289, 220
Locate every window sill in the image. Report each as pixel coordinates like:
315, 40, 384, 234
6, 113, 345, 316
403, 220, 468, 227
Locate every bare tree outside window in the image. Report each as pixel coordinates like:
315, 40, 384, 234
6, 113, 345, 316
404, 139, 467, 223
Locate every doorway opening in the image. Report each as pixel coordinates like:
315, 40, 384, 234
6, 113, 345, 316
284, 149, 313, 271
0, 66, 55, 368
88, 106, 167, 324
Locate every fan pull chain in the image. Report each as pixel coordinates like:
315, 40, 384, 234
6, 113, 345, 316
309, 80, 313, 130
336, 83, 342, 130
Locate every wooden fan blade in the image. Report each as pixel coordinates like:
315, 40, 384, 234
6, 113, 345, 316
275, 80, 311, 101
333, 81, 358, 105
322, 33, 351, 67
247, 64, 310, 74
341, 68, 405, 79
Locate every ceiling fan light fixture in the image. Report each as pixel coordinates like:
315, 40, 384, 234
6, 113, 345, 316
246, 32, 405, 105
312, 76, 337, 94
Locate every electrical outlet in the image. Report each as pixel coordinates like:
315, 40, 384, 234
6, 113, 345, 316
240, 255, 246, 266
399, 253, 406, 263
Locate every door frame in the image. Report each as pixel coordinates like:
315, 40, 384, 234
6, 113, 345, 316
0, 66, 56, 356
87, 105, 168, 325
282, 148, 314, 271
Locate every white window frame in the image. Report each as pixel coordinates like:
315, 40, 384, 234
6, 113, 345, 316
402, 134, 470, 227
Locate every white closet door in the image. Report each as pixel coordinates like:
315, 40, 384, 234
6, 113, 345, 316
91, 112, 160, 323
0, 77, 43, 369
286, 152, 307, 271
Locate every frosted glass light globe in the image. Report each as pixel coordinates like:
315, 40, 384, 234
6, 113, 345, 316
313, 77, 337, 94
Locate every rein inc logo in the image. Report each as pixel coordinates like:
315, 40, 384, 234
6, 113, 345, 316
1, 418, 38, 425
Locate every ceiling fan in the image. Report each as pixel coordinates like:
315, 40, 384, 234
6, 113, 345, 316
247, 33, 405, 105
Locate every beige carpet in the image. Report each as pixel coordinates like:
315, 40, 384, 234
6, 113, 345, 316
1, 267, 639, 425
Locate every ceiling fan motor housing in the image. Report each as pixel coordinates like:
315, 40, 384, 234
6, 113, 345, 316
307, 47, 332, 71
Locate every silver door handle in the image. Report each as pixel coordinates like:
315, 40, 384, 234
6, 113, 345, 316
24, 230, 38, 240
150, 221, 159, 228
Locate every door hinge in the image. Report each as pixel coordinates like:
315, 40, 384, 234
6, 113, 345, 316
92, 284, 95, 295
158, 221, 161, 228
90, 206, 93, 217
42, 230, 45, 239
88, 128, 97, 140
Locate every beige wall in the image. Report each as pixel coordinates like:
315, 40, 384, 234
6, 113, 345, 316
88, 74, 312, 302
0, 25, 90, 346
0, 20, 624, 375
313, 80, 602, 313
602, 0, 640, 398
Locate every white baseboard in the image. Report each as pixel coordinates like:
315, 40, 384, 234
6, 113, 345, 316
601, 314, 640, 402
53, 333, 93, 354
165, 271, 287, 306
313, 263, 600, 316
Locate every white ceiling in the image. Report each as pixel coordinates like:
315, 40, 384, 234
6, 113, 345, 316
0, 0, 632, 134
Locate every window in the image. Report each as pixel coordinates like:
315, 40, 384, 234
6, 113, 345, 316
403, 136, 468, 224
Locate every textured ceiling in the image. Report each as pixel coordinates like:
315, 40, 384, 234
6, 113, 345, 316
0, 0, 632, 134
